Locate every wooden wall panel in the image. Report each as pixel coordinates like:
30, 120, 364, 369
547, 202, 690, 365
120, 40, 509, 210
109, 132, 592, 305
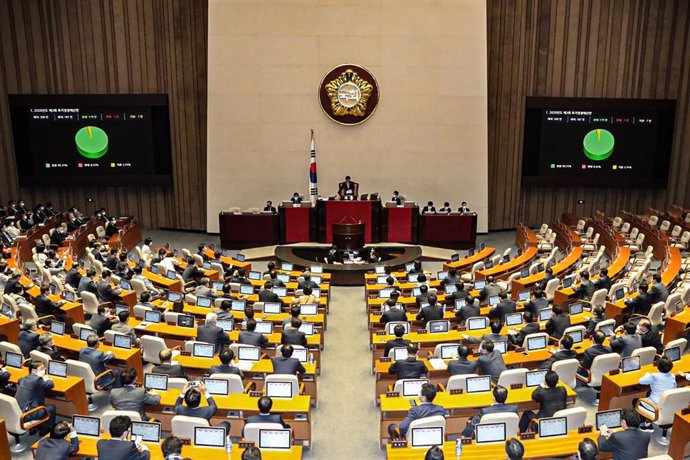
0, 0, 208, 230
487, 0, 690, 230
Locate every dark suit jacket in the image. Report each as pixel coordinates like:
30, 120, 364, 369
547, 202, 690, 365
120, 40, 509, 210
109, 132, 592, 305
16, 374, 54, 410
545, 314, 571, 339
175, 394, 217, 419
648, 283, 669, 304
380, 308, 407, 324
384, 338, 411, 356
539, 349, 578, 370
88, 313, 112, 337
281, 328, 307, 347
463, 403, 519, 437
197, 324, 231, 354
574, 280, 596, 300
65, 269, 82, 288
455, 302, 481, 324
105, 255, 118, 271
477, 350, 507, 382
209, 363, 243, 377
531, 385, 567, 418
640, 325, 663, 353
421, 206, 436, 215
595, 276, 612, 291
489, 300, 516, 324
524, 298, 548, 317
537, 274, 554, 292
272, 356, 306, 375
79, 346, 114, 375
258, 290, 283, 306
77, 276, 98, 294
152, 363, 188, 379
399, 403, 445, 434
238, 330, 268, 348
586, 316, 606, 335
447, 358, 479, 376
628, 293, 652, 316
35, 436, 80, 460
246, 413, 289, 428
182, 265, 204, 283
109, 385, 161, 420
96, 439, 150, 460
511, 322, 540, 346
582, 344, 611, 369
19, 329, 40, 357
597, 428, 650, 460
415, 304, 444, 325
97, 280, 120, 302
388, 357, 428, 379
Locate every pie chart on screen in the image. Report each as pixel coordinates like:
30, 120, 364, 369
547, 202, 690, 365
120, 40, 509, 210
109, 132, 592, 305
75, 126, 109, 159
583, 128, 614, 161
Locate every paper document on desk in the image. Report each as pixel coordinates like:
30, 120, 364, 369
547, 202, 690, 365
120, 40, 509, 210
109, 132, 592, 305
134, 322, 150, 329
428, 358, 447, 370
235, 360, 256, 371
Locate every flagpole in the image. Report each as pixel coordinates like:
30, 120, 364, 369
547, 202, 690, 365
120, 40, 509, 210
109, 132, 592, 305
309, 129, 318, 206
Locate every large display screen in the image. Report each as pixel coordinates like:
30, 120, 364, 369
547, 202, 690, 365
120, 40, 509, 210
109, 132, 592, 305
522, 97, 676, 187
9, 94, 172, 186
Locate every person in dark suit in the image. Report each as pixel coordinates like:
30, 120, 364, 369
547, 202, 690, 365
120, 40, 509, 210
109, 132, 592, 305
384, 324, 411, 356
439, 202, 452, 214
161, 437, 191, 460
580, 330, 612, 374
594, 268, 612, 292
238, 318, 269, 348
35, 285, 67, 325
245, 396, 291, 431
37, 333, 66, 361
182, 257, 204, 283
88, 304, 115, 337
16, 361, 55, 434
586, 305, 607, 335
50, 223, 69, 246
325, 246, 338, 264
455, 295, 480, 325
261, 200, 277, 214
337, 176, 358, 200
19, 319, 40, 357
489, 292, 516, 324
461, 385, 518, 437
524, 290, 548, 318
380, 300, 407, 324
282, 318, 308, 347
104, 248, 119, 271
538, 268, 555, 291
258, 281, 284, 306
174, 381, 231, 432
447, 344, 479, 376
209, 348, 243, 377
34, 421, 80, 460
390, 191, 402, 205
152, 349, 189, 379
97, 415, 150, 460
64, 267, 82, 289
540, 334, 578, 370
445, 282, 469, 306
638, 318, 663, 353
388, 383, 446, 438
110, 368, 161, 420
79, 334, 122, 388
574, 271, 596, 300
481, 276, 502, 299
624, 283, 652, 316
578, 438, 599, 460
609, 321, 642, 358
77, 268, 98, 295
476, 340, 507, 383
389, 344, 428, 379
105, 218, 119, 237
648, 274, 668, 304
421, 201, 436, 215
415, 293, 444, 326
519, 370, 567, 432
96, 270, 122, 303
458, 202, 471, 213
272, 344, 306, 375
545, 305, 571, 339
197, 312, 231, 353
597, 407, 650, 460
298, 273, 319, 290
414, 284, 430, 307
467, 320, 508, 344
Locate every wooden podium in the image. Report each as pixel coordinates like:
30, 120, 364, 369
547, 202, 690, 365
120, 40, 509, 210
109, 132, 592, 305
332, 222, 364, 250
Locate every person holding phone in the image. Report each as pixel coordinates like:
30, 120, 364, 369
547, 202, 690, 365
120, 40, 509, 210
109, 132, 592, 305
96, 415, 149, 460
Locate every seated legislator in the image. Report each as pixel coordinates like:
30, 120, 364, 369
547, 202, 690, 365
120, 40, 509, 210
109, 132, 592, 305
445, 282, 469, 306
489, 292, 516, 324
290, 192, 303, 204
524, 289, 548, 318
545, 305, 571, 339
608, 321, 642, 358
258, 281, 284, 306
537, 268, 555, 291
539, 334, 577, 370
263, 201, 277, 214
34, 421, 80, 460
388, 383, 445, 439
161, 437, 191, 460
637, 356, 676, 431
272, 344, 306, 375
447, 344, 479, 376
97, 415, 150, 460
623, 282, 652, 316
519, 370, 567, 432
458, 201, 471, 214
110, 367, 161, 420
439, 202, 452, 214
415, 293, 444, 325
80, 333, 122, 388
210, 348, 244, 377
390, 191, 402, 205
462, 385, 518, 438
152, 348, 189, 379
337, 175, 359, 200
389, 344, 428, 379
573, 271, 595, 301
476, 340, 507, 383
384, 324, 411, 356
455, 295, 480, 325
239, 318, 269, 347
19, 319, 40, 358
594, 268, 612, 292
637, 318, 663, 353
648, 273, 669, 303
579, 330, 611, 376
466, 320, 508, 344
380, 299, 407, 324
282, 318, 308, 346
481, 276, 502, 299
16, 361, 56, 434
197, 312, 231, 354
174, 381, 231, 432
597, 407, 650, 460
246, 396, 291, 429
586, 305, 607, 335
421, 201, 436, 215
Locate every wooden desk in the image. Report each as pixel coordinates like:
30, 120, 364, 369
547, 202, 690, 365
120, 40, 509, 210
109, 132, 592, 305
7, 367, 89, 416
219, 212, 280, 249
664, 307, 690, 345
385, 431, 597, 459
108, 220, 142, 250
598, 353, 690, 411
668, 410, 690, 460
32, 435, 303, 459
204, 247, 252, 272
0, 316, 19, 343
475, 228, 538, 280
0, 420, 9, 459
381, 204, 419, 243
443, 248, 497, 272
419, 214, 477, 249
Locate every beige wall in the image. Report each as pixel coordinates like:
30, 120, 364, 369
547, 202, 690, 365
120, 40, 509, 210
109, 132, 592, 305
207, 0, 489, 234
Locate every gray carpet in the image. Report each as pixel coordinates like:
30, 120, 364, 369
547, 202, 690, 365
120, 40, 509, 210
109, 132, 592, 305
10, 229, 671, 458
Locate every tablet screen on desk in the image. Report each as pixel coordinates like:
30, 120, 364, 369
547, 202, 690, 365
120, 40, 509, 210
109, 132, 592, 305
168, 291, 183, 302
405, 263, 415, 272
429, 321, 450, 334
73, 415, 100, 437
402, 379, 428, 397
468, 317, 487, 331
493, 341, 507, 354
277, 274, 290, 283
466, 376, 492, 393
664, 346, 681, 362
255, 321, 273, 334
291, 348, 308, 363
375, 265, 385, 274
248, 271, 261, 280
300, 304, 318, 315
408, 273, 419, 283
265, 381, 293, 398
526, 335, 547, 351
526, 370, 547, 387
621, 356, 640, 372
520, 268, 530, 278
79, 327, 96, 341
563, 276, 574, 288
473, 280, 486, 290
193, 343, 215, 358
310, 265, 323, 274
475, 422, 506, 444
439, 344, 458, 360
539, 307, 553, 322
144, 310, 161, 323
64, 290, 76, 302
437, 271, 448, 281
240, 284, 254, 295
467, 248, 475, 257
299, 322, 315, 336
120, 279, 131, 291
599, 324, 614, 336
614, 288, 625, 301
50, 320, 65, 336
263, 302, 282, 314
387, 322, 410, 335
194, 426, 226, 447
177, 315, 196, 328
217, 319, 234, 332
131, 421, 161, 443
455, 299, 466, 309
489, 295, 499, 307
280, 262, 292, 271
451, 253, 460, 262
114, 334, 132, 349
166, 270, 177, 280
212, 281, 224, 291
445, 284, 457, 294
259, 429, 291, 449
149, 265, 159, 275
566, 330, 583, 344
312, 288, 321, 298
569, 302, 584, 315
505, 312, 523, 326
595, 409, 622, 430
410, 427, 444, 448
484, 261, 494, 270
4, 351, 22, 369
377, 275, 388, 284
144, 373, 168, 391
379, 288, 393, 299
231, 300, 246, 311
518, 290, 531, 302
238, 346, 260, 361
412, 287, 422, 297
274, 287, 287, 297
196, 296, 212, 308
538, 416, 567, 438
203, 378, 229, 396
48, 360, 67, 378
392, 347, 408, 361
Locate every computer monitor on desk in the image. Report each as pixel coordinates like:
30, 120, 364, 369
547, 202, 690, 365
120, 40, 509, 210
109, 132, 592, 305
410, 427, 444, 448
72, 415, 101, 437
538, 416, 568, 438
526, 335, 547, 352
194, 427, 226, 448
259, 429, 291, 450
131, 421, 161, 443
144, 373, 169, 391
265, 381, 293, 398
402, 379, 428, 398
466, 376, 492, 393
475, 422, 506, 444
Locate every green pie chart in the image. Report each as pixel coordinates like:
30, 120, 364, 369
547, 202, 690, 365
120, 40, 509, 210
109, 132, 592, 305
75, 126, 109, 159
583, 128, 614, 161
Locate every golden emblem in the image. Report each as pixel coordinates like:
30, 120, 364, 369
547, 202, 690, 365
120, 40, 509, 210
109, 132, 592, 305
324, 68, 374, 117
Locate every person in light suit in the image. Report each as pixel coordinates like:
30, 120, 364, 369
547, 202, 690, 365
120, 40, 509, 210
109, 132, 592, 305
34, 421, 80, 460
96, 415, 150, 460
